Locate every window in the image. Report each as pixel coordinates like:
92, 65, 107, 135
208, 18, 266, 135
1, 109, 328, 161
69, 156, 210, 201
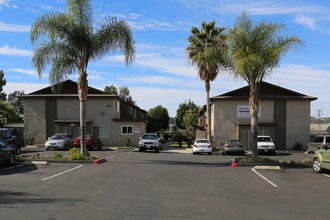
121, 126, 133, 135
92, 125, 109, 138
116, 101, 120, 112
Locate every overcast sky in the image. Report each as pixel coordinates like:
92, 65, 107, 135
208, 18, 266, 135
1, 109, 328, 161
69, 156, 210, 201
1, 0, 330, 117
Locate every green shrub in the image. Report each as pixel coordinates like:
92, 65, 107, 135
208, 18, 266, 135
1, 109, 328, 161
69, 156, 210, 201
69, 147, 85, 160
124, 137, 131, 147
53, 152, 65, 160
25, 136, 35, 145
173, 132, 184, 147
163, 133, 169, 141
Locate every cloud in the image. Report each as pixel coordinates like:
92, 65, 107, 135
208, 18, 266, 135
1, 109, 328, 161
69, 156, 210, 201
9, 68, 42, 77
3, 82, 48, 94
0, 22, 30, 32
294, 15, 316, 30
106, 52, 196, 78
0, 45, 32, 56
0, 0, 17, 8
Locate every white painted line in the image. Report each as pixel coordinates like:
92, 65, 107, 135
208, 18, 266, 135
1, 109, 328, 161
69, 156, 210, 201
322, 174, 330, 178
104, 156, 115, 159
254, 165, 281, 170
0, 164, 24, 172
252, 168, 278, 188
23, 161, 48, 165
42, 165, 83, 181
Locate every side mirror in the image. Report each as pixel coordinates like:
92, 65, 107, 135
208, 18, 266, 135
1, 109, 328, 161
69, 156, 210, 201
48, 137, 50, 140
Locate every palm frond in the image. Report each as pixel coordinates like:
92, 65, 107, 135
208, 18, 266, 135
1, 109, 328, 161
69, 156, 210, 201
93, 17, 135, 64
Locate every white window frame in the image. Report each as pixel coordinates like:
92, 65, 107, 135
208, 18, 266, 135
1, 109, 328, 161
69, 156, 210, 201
92, 125, 109, 138
121, 125, 133, 135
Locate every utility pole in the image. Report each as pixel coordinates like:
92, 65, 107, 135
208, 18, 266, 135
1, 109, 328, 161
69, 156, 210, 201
316, 109, 322, 130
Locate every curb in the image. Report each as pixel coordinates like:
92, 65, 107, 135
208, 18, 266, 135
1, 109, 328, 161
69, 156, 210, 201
254, 165, 281, 170
92, 158, 107, 164
23, 161, 48, 165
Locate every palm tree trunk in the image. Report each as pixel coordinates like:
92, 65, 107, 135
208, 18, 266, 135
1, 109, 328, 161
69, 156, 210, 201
205, 80, 212, 142
249, 83, 259, 160
78, 72, 88, 154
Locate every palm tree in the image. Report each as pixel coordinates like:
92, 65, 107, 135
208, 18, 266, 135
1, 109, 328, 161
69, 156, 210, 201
187, 21, 226, 142
226, 13, 302, 159
30, 0, 135, 154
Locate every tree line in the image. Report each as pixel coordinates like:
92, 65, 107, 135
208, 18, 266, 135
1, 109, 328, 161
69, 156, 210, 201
0, 70, 24, 126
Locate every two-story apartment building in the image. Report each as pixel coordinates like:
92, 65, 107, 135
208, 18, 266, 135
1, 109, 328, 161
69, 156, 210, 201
197, 81, 317, 150
21, 80, 147, 147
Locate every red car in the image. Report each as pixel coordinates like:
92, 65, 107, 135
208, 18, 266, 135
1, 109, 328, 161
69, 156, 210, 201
73, 134, 103, 150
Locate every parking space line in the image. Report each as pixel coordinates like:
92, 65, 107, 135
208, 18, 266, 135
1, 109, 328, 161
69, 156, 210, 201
104, 156, 115, 159
42, 165, 83, 181
252, 168, 278, 188
322, 174, 330, 178
0, 164, 24, 172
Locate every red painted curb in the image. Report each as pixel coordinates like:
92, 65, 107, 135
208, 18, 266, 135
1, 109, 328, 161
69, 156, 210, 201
92, 158, 107, 165
229, 160, 238, 167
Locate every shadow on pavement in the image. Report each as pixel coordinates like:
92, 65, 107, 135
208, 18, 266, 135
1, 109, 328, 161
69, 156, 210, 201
0, 164, 38, 176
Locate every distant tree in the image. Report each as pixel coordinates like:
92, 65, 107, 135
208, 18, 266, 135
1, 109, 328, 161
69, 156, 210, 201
147, 105, 169, 133
176, 100, 200, 130
0, 101, 16, 126
226, 12, 302, 159
104, 85, 136, 105
183, 108, 199, 145
104, 85, 118, 95
7, 90, 25, 121
0, 70, 7, 101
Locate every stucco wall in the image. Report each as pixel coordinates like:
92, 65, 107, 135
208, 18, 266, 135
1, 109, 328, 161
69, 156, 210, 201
23, 98, 46, 144
212, 99, 274, 148
286, 100, 311, 148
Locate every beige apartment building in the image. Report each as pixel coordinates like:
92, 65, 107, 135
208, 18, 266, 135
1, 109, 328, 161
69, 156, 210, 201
21, 80, 147, 147
198, 81, 317, 150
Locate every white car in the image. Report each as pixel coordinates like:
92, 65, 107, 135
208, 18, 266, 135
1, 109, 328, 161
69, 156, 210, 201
139, 133, 160, 153
257, 135, 275, 155
192, 139, 212, 155
45, 133, 73, 150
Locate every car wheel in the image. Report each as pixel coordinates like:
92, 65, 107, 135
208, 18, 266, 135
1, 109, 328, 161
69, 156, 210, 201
139, 148, 143, 152
7, 153, 15, 165
241, 152, 245, 156
98, 145, 102, 150
155, 149, 159, 153
208, 152, 212, 155
312, 158, 322, 173
192, 152, 195, 155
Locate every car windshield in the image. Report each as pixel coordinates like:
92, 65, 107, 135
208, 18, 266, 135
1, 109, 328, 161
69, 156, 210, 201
196, 139, 209, 144
50, 134, 67, 140
227, 140, 241, 144
142, 134, 158, 140
258, 137, 271, 142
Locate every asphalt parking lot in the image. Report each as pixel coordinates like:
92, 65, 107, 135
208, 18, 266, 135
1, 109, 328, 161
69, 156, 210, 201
1, 148, 329, 220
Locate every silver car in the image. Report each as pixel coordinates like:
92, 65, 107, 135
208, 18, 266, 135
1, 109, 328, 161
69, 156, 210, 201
45, 133, 73, 150
221, 139, 245, 155
307, 135, 330, 154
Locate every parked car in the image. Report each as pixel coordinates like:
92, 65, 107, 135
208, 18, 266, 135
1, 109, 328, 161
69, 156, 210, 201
307, 135, 330, 154
311, 146, 330, 173
192, 139, 212, 155
45, 133, 73, 150
73, 134, 103, 150
0, 139, 15, 165
257, 135, 275, 155
0, 127, 22, 155
221, 139, 245, 155
139, 133, 160, 153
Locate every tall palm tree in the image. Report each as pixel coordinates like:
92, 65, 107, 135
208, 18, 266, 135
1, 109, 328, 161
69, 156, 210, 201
187, 21, 226, 142
30, 0, 135, 154
226, 13, 302, 159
